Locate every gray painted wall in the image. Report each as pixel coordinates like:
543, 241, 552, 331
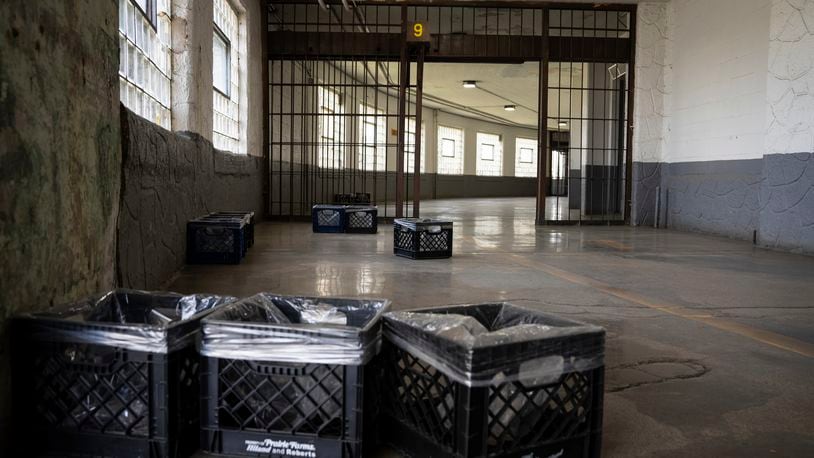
633, 155, 814, 255
760, 153, 814, 254
269, 161, 535, 216
118, 107, 263, 289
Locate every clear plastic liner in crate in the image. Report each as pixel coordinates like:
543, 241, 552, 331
17, 289, 236, 353
383, 302, 605, 387
394, 217, 453, 232
199, 293, 391, 365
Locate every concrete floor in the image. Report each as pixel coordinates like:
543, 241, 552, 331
176, 197, 814, 457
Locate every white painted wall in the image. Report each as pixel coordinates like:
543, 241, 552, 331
766, 0, 814, 155
667, 0, 772, 163
633, 2, 673, 164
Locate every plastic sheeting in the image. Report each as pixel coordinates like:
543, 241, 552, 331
394, 218, 453, 232
383, 302, 605, 387
199, 293, 391, 365
17, 289, 236, 353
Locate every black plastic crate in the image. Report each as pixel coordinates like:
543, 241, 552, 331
199, 214, 251, 255
11, 290, 234, 458
394, 218, 453, 259
381, 303, 606, 458
313, 205, 346, 233
187, 217, 246, 264
199, 294, 390, 457
344, 206, 378, 234
210, 211, 255, 248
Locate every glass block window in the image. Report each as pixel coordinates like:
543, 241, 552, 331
118, 0, 171, 130
476, 132, 503, 176
515, 137, 538, 177
318, 87, 345, 169
437, 125, 464, 175
213, 0, 240, 153
405, 119, 426, 174
358, 104, 386, 171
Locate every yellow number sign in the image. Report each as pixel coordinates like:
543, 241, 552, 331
413, 23, 423, 38
406, 21, 430, 43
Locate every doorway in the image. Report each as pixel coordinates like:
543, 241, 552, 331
265, 2, 636, 225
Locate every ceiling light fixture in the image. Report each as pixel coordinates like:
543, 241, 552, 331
504, 105, 517, 112
558, 120, 568, 128
462, 80, 478, 89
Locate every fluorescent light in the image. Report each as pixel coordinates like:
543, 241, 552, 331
504, 105, 516, 111
558, 120, 568, 128
462, 80, 477, 89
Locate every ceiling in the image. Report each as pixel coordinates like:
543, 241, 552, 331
423, 62, 540, 128
335, 60, 588, 131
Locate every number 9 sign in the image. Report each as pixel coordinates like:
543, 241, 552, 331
413, 23, 423, 38
406, 21, 430, 43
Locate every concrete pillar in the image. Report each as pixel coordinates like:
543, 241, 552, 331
171, 0, 214, 139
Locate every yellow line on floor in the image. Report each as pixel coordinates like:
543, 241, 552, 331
504, 253, 814, 358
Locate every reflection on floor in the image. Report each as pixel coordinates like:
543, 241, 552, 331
178, 197, 814, 457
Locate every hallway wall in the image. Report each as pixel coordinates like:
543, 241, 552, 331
118, 108, 263, 290
632, 0, 814, 254
0, 0, 121, 446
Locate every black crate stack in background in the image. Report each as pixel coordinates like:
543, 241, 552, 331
187, 211, 254, 264
394, 218, 454, 259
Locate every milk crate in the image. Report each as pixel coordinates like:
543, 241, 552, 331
394, 218, 453, 259
199, 294, 390, 458
210, 211, 255, 247
381, 303, 606, 458
344, 206, 378, 234
313, 205, 346, 233
11, 290, 234, 458
187, 217, 246, 264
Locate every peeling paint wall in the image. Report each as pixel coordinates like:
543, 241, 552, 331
632, 2, 674, 225
760, 0, 814, 253
0, 0, 121, 445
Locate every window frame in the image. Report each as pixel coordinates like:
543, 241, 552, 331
519, 147, 534, 164
480, 143, 495, 161
212, 25, 232, 99
475, 131, 503, 176
130, 0, 157, 31
441, 138, 457, 158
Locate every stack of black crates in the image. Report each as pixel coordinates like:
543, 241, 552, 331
187, 211, 255, 264
312, 205, 378, 234
11, 292, 606, 458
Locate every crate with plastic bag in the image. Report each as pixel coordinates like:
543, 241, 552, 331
198, 293, 390, 457
11, 289, 236, 458
380, 302, 606, 458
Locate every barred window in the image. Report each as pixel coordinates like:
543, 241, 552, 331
476, 132, 503, 176
118, 0, 171, 129
515, 137, 538, 177
405, 119, 426, 174
437, 125, 464, 175
358, 104, 386, 171
318, 87, 345, 169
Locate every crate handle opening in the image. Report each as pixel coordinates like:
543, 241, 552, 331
427, 225, 442, 234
